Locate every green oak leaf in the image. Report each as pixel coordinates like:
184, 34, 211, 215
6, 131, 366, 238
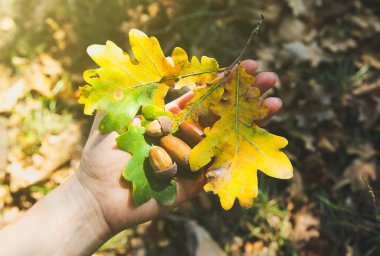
82, 68, 168, 134
116, 125, 176, 206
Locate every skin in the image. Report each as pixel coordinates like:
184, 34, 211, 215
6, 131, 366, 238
0, 60, 282, 256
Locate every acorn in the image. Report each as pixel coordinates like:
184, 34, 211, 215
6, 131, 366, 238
145, 116, 173, 137
178, 121, 205, 147
149, 146, 177, 179
160, 135, 191, 166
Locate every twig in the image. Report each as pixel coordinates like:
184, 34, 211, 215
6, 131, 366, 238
234, 62, 241, 154
225, 14, 264, 75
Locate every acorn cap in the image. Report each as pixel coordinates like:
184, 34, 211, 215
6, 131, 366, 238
149, 146, 177, 179
154, 162, 177, 180
157, 116, 172, 135
145, 120, 163, 137
145, 116, 173, 137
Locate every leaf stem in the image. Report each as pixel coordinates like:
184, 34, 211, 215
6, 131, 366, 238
127, 68, 226, 90
235, 63, 241, 154
227, 14, 264, 73
162, 68, 227, 82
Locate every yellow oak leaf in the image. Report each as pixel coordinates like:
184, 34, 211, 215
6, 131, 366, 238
189, 68, 293, 210
78, 29, 219, 133
175, 79, 224, 126
171, 47, 221, 89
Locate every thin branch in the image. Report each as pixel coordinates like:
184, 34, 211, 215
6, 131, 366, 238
162, 68, 226, 82
122, 68, 226, 90
234, 62, 241, 154
226, 14, 264, 75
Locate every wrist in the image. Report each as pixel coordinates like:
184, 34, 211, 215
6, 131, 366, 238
0, 172, 114, 256
43, 173, 114, 254
67, 172, 114, 241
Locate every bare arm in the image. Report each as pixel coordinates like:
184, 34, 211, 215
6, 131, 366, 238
0, 174, 110, 255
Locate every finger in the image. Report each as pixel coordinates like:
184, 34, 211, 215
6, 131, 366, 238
231, 59, 259, 75
223, 59, 259, 83
256, 97, 282, 126
253, 72, 278, 94
165, 90, 194, 114
176, 169, 207, 203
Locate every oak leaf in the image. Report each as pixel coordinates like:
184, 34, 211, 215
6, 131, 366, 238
175, 79, 224, 126
116, 125, 176, 205
78, 29, 219, 134
188, 68, 293, 210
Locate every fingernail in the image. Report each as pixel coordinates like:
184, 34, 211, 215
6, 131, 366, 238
272, 72, 279, 81
274, 97, 282, 106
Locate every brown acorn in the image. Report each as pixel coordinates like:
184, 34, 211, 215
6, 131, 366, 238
160, 135, 191, 166
178, 121, 205, 147
145, 116, 173, 137
149, 146, 177, 179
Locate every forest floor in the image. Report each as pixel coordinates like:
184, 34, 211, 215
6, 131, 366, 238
0, 0, 379, 255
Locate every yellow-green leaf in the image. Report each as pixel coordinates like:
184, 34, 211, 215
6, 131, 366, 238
78, 29, 220, 134
175, 80, 224, 127
189, 68, 293, 210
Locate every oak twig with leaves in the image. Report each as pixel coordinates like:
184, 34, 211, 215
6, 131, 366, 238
78, 16, 293, 210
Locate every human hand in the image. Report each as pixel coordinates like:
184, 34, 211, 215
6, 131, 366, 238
75, 60, 282, 236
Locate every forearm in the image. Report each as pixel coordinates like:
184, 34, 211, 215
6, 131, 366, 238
0, 173, 112, 256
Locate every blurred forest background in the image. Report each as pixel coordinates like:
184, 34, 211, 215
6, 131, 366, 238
0, 0, 380, 255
